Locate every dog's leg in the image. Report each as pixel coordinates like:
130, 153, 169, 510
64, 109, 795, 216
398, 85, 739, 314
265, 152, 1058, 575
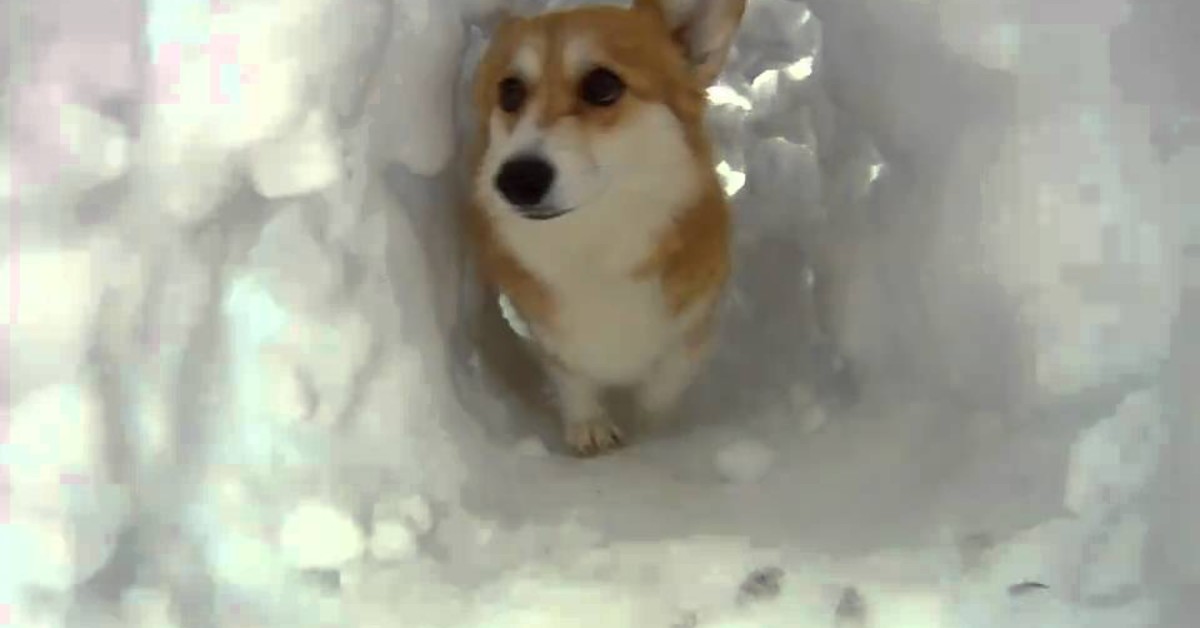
550, 365, 624, 457
635, 338, 710, 429
810, 223, 862, 406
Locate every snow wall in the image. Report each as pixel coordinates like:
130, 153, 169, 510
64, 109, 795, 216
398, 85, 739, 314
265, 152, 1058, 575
2, 0, 1196, 626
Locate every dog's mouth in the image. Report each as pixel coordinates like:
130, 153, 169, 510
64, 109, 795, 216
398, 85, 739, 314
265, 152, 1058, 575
515, 205, 572, 221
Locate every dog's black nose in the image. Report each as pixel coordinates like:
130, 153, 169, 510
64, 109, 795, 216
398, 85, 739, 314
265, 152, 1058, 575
495, 155, 555, 207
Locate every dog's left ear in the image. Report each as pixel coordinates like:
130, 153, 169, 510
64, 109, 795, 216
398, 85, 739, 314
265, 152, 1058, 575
634, 0, 747, 85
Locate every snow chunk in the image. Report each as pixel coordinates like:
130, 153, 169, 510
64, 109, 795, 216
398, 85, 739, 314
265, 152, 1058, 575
210, 529, 283, 591
57, 104, 130, 183
2, 247, 105, 401
715, 439, 776, 483
369, 521, 419, 562
7, 383, 109, 493
279, 500, 365, 569
373, 493, 435, 536
248, 110, 342, 199
6, 509, 123, 590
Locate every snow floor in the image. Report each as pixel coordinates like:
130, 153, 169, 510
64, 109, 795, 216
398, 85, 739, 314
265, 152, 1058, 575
2, 0, 1195, 627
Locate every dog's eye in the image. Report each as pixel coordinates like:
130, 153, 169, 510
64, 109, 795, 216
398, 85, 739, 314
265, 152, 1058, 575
579, 68, 624, 107
498, 77, 527, 113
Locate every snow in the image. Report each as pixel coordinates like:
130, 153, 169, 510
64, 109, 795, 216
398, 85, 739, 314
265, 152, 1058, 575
714, 439, 776, 484
56, 104, 131, 183
366, 0, 465, 176
515, 436, 552, 457
278, 500, 366, 569
2, 246, 106, 399
121, 588, 182, 628
368, 520, 419, 562
2, 0, 1193, 626
368, 493, 435, 561
248, 110, 342, 199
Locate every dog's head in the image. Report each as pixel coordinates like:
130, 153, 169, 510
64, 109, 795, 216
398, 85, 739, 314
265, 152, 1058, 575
470, 0, 746, 223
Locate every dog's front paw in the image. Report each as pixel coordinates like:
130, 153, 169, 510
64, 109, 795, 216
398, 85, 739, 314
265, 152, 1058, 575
564, 419, 625, 457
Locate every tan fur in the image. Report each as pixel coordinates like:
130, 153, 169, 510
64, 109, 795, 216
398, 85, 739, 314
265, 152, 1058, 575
465, 170, 556, 329
466, 0, 744, 456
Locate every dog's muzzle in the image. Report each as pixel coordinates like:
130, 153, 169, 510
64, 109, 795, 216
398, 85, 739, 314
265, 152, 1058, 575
494, 154, 570, 220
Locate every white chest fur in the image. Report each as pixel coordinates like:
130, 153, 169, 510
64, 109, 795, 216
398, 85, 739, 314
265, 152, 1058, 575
545, 270, 679, 385
497, 200, 689, 385
482, 102, 704, 385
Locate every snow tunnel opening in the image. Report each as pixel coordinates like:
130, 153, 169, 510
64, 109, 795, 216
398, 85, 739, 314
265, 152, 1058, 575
438, 3, 847, 455
398, 0, 1098, 569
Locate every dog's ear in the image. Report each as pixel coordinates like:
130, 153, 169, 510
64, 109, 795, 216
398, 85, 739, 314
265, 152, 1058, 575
634, 0, 746, 85
473, 0, 530, 38
477, 6, 518, 34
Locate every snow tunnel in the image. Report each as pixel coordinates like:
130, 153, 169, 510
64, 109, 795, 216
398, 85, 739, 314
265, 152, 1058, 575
2, 0, 1197, 625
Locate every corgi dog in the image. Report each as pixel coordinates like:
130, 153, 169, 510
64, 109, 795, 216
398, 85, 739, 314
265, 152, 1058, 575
466, 0, 746, 456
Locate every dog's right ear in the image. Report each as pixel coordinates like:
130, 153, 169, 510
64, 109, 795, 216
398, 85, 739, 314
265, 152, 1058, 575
472, 1, 526, 37
480, 0, 547, 31
634, 0, 747, 86
477, 7, 516, 33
